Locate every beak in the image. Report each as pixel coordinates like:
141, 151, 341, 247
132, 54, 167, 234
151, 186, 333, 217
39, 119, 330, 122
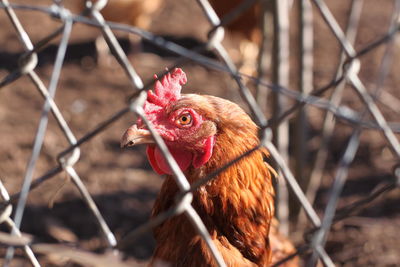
120, 124, 154, 148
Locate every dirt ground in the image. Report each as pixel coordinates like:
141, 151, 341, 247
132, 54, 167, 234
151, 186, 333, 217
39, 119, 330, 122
0, 0, 399, 266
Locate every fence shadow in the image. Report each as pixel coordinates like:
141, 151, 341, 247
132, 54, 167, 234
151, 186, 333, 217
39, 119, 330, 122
17, 188, 158, 260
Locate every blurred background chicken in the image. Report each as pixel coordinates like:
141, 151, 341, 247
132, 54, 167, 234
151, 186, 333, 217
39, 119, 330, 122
208, 0, 264, 77
209, 0, 262, 43
121, 68, 298, 266
81, 0, 162, 29
67, 0, 163, 65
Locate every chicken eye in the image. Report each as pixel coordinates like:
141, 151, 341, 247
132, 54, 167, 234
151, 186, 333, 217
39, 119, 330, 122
177, 113, 192, 126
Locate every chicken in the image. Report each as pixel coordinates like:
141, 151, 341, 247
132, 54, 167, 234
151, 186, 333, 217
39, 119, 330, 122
121, 68, 297, 266
208, 0, 262, 44
79, 0, 162, 30
69, 0, 163, 65
208, 0, 265, 77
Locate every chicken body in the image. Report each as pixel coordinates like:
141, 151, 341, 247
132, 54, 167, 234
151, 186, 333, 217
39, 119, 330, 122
121, 69, 297, 266
69, 0, 162, 65
74, 0, 162, 28
92, 0, 161, 29
208, 0, 264, 77
209, 0, 261, 43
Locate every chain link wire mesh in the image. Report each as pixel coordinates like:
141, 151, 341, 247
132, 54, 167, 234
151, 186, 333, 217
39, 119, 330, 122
0, 0, 399, 266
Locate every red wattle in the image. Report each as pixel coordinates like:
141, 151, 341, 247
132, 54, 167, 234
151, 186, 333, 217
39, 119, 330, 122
146, 146, 165, 175
146, 145, 193, 175
193, 135, 216, 168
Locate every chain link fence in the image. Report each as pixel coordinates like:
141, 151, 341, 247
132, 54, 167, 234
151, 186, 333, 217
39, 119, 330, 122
0, 0, 399, 266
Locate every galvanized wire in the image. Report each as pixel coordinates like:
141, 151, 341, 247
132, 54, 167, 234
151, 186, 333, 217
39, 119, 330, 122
298, 0, 364, 227
0, 0, 399, 266
0, 180, 40, 267
309, 2, 400, 264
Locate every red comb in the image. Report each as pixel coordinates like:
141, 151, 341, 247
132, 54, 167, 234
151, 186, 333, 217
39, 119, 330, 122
139, 68, 187, 126
147, 68, 187, 107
